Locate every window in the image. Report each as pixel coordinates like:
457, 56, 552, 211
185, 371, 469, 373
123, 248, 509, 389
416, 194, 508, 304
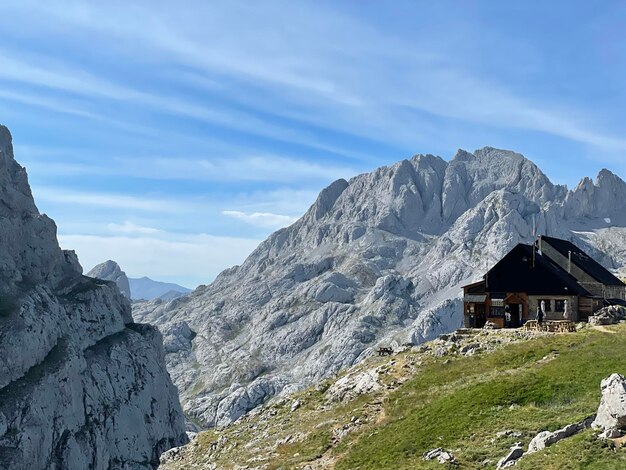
555, 300, 566, 312
539, 299, 552, 312
490, 306, 505, 317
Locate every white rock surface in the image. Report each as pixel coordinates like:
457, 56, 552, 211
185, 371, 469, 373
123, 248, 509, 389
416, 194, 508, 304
592, 373, 626, 435
325, 368, 382, 403
87, 260, 131, 299
133, 147, 626, 427
423, 447, 456, 464
527, 422, 583, 453
0, 125, 187, 469
589, 305, 626, 326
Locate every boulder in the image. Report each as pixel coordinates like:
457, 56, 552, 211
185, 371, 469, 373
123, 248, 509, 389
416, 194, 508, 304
527, 424, 578, 453
527, 416, 593, 453
589, 305, 626, 326
326, 368, 381, 402
461, 343, 481, 356
592, 373, 626, 435
496, 442, 524, 469
423, 447, 456, 464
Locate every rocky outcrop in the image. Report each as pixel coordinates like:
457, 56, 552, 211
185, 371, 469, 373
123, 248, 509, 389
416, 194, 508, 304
0, 125, 187, 469
589, 305, 626, 326
325, 368, 381, 403
497, 442, 524, 469
133, 146, 626, 427
527, 417, 594, 454
87, 260, 131, 299
423, 448, 456, 465
592, 373, 626, 437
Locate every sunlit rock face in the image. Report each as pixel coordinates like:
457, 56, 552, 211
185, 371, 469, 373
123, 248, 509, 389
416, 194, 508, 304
134, 145, 626, 428
87, 260, 131, 299
0, 125, 187, 470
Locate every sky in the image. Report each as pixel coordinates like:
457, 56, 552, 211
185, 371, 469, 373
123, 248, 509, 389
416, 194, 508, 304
1, 1, 626, 288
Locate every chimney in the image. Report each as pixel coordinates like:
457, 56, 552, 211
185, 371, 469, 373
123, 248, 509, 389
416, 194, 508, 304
568, 250, 572, 273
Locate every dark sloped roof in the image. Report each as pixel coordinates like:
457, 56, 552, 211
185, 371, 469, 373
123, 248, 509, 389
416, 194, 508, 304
462, 280, 486, 294
541, 236, 625, 287
485, 244, 590, 296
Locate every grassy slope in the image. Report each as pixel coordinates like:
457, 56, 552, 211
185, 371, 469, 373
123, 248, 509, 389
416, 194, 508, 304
162, 324, 626, 469
337, 325, 626, 469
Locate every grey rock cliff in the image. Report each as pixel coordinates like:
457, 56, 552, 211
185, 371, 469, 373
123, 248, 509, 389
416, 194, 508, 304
0, 125, 187, 469
133, 147, 626, 428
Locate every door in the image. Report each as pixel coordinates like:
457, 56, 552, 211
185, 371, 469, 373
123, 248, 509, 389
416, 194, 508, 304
507, 304, 521, 328
475, 303, 486, 328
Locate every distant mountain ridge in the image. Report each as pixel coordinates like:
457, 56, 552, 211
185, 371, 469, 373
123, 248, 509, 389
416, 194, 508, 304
87, 262, 191, 300
133, 147, 626, 428
129, 277, 192, 301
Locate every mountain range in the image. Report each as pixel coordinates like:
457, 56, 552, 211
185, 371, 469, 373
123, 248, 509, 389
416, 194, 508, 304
87, 261, 192, 301
133, 147, 626, 428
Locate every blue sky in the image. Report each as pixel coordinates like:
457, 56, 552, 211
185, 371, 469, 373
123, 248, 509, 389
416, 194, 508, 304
1, 1, 626, 288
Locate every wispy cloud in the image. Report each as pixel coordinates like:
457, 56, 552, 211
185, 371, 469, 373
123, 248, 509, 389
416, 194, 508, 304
24, 153, 357, 183
12, 1, 625, 153
222, 210, 298, 229
60, 232, 262, 287
34, 187, 189, 213
107, 221, 162, 235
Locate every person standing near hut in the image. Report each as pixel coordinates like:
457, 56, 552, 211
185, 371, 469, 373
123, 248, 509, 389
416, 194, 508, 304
504, 305, 511, 328
536, 305, 544, 330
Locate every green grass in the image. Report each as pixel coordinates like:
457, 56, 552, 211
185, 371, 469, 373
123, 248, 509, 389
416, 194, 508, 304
161, 325, 626, 470
336, 325, 626, 469
518, 430, 626, 469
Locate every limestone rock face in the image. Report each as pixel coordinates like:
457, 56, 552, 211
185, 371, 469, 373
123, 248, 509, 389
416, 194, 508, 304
0, 125, 187, 469
87, 260, 131, 299
133, 147, 626, 428
325, 368, 381, 403
592, 373, 626, 434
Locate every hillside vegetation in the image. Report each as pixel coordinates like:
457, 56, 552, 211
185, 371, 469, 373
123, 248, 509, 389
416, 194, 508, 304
161, 324, 626, 469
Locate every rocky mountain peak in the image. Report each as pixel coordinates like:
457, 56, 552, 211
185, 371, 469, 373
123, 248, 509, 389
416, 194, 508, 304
308, 177, 349, 221
0, 124, 13, 155
450, 149, 475, 162
87, 260, 131, 298
0, 125, 37, 215
596, 168, 626, 192
0, 126, 79, 297
566, 169, 626, 222
134, 146, 626, 429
